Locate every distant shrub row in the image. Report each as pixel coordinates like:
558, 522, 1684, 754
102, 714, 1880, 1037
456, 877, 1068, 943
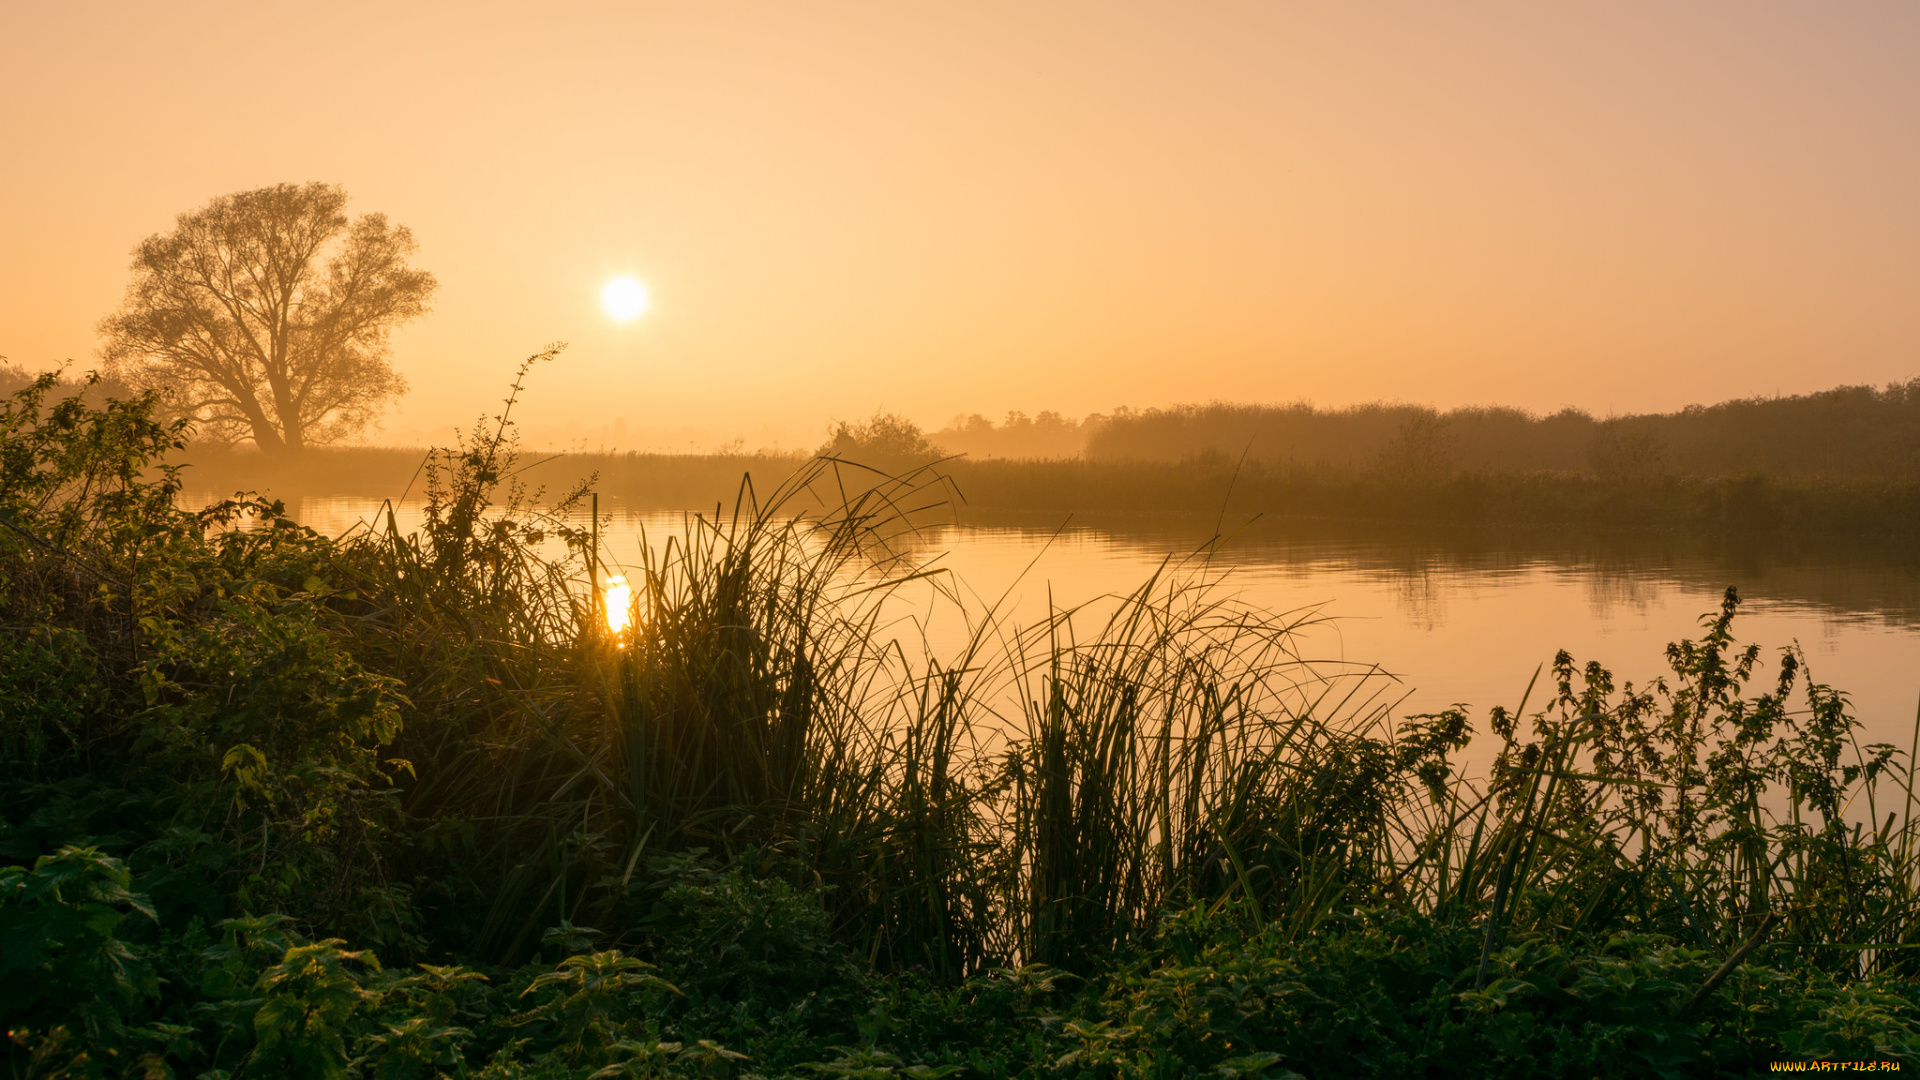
1081, 382, 1920, 480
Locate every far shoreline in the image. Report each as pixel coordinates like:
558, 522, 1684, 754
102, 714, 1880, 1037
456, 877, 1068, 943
169, 442, 1920, 543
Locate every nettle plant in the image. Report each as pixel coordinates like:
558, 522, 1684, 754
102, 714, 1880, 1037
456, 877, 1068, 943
1461, 587, 1911, 971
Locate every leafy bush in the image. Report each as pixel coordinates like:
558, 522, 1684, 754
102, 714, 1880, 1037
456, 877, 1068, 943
0, 846, 157, 1042
636, 856, 865, 1013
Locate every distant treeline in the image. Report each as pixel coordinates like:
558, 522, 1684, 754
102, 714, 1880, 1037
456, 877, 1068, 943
1083, 382, 1920, 479
860, 380, 1920, 480
21, 355, 1920, 534
942, 458, 1920, 539
23, 355, 1920, 481
932, 410, 1092, 460
171, 445, 1920, 540
0, 362, 134, 406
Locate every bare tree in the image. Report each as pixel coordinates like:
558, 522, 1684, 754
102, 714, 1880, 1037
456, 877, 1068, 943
100, 183, 435, 455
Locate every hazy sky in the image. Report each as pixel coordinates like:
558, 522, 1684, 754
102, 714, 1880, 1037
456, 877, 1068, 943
3, 1, 1917, 450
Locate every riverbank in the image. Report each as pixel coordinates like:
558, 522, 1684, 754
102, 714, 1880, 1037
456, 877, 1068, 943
7, 385, 1917, 1074
177, 443, 1920, 539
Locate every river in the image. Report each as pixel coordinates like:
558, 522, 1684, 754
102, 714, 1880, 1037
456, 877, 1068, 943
189, 491, 1920, 768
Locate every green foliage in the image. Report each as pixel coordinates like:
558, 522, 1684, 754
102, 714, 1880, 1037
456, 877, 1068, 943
1033, 907, 1918, 1078
0, 628, 105, 782
801, 1045, 962, 1080
358, 963, 491, 1080
0, 374, 422, 955
0, 846, 157, 1041
513, 951, 679, 1066
250, 938, 384, 1080
2, 370, 1919, 1077
638, 857, 865, 1013
0, 369, 185, 550
1779, 982, 1920, 1062
132, 575, 412, 926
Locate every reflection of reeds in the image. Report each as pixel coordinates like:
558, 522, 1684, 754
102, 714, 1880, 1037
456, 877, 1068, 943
352, 407, 1920, 983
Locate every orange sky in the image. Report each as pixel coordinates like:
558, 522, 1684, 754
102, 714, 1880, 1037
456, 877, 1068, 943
3, 1, 1917, 451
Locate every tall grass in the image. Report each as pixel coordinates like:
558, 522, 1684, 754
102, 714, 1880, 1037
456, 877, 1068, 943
4, 361, 1917, 997
309, 376, 1920, 986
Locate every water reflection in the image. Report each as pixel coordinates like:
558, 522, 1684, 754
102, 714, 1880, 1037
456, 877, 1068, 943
180, 491, 1920, 758
1583, 568, 1661, 621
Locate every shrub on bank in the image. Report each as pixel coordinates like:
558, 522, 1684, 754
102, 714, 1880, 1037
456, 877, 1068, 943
6, 858, 1916, 1077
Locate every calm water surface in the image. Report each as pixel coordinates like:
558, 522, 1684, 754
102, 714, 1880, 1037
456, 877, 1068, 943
198, 492, 1920, 759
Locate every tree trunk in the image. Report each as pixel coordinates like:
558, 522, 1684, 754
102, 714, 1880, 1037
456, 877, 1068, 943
249, 419, 289, 457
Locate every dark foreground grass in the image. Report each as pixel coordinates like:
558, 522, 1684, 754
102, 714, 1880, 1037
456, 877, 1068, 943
4, 370, 1919, 1078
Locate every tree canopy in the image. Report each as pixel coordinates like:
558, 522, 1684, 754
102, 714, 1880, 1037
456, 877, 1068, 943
100, 182, 435, 455
818, 411, 944, 468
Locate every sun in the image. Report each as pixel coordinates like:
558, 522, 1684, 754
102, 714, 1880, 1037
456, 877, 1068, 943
603, 574, 634, 635
601, 276, 651, 322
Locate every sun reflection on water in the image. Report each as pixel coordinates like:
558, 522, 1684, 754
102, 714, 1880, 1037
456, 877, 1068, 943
603, 574, 634, 635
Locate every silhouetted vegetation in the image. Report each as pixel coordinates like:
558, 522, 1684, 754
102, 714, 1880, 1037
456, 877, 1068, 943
99, 182, 436, 456
944, 458, 1920, 538
819, 410, 946, 471
1087, 381, 1920, 480
171, 446, 1920, 543
0, 361, 136, 408
135, 381, 1920, 541
933, 410, 1095, 460
4, 370, 1918, 1075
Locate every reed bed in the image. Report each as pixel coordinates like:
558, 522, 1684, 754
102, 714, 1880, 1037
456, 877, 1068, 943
311, 378, 1920, 984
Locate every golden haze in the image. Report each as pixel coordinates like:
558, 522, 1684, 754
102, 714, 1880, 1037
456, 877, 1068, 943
1, 2, 1916, 450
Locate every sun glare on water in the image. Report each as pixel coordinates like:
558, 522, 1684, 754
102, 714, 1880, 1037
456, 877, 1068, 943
601, 276, 651, 322
603, 574, 634, 635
